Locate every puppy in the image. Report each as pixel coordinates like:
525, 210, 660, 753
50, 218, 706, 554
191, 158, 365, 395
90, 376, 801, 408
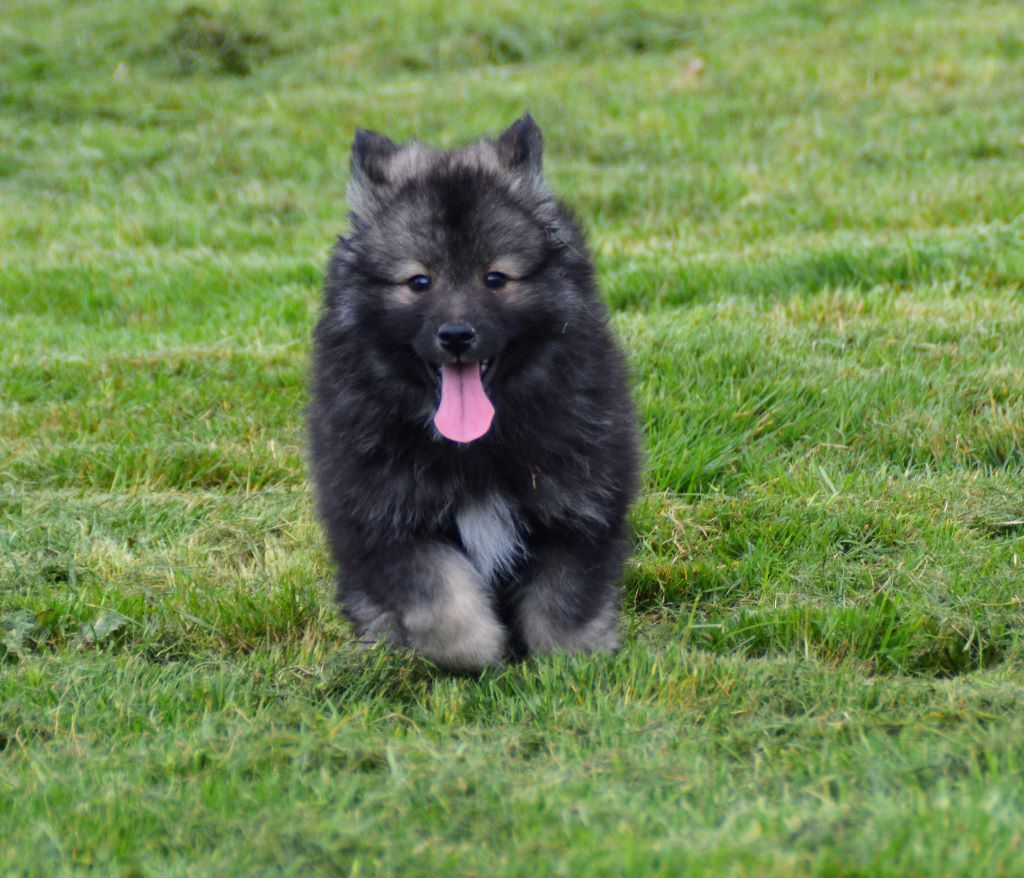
308, 115, 640, 670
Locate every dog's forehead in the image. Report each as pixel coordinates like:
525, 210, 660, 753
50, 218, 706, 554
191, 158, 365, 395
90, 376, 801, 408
384, 140, 505, 185
381, 169, 545, 265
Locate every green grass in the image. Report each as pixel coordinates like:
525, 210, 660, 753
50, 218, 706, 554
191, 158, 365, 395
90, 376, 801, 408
3, 0, 1024, 874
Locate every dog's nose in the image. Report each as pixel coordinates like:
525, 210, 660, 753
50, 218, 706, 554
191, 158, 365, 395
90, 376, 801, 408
437, 322, 477, 355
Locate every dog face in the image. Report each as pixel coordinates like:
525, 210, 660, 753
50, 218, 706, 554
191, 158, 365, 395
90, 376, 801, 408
329, 116, 590, 443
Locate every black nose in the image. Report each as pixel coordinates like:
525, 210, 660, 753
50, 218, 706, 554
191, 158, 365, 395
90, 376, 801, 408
437, 322, 477, 355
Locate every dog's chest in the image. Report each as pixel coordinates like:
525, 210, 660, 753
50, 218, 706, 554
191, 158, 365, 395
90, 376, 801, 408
455, 495, 523, 583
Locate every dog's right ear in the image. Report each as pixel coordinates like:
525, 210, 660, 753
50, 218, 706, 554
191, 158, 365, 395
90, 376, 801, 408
351, 128, 397, 184
349, 128, 397, 213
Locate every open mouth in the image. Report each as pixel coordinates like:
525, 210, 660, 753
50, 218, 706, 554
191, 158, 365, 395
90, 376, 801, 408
429, 357, 495, 386
430, 358, 497, 444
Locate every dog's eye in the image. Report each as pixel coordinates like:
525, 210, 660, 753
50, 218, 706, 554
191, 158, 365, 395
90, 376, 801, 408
406, 275, 432, 293
484, 272, 509, 290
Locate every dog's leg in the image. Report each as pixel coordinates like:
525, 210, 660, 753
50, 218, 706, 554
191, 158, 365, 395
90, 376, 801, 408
514, 540, 625, 656
342, 590, 402, 649
340, 542, 507, 671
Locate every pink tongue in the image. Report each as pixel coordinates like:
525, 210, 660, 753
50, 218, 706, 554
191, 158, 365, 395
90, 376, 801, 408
434, 362, 495, 443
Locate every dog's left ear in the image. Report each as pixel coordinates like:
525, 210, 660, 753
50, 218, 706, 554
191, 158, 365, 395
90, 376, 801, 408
496, 114, 543, 179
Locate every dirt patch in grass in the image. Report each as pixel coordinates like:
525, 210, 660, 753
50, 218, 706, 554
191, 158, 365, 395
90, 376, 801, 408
162, 5, 272, 76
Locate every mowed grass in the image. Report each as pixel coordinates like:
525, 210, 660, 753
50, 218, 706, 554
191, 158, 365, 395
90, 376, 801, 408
2, 0, 1024, 874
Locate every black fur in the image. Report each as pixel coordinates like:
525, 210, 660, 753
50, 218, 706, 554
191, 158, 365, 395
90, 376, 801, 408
308, 115, 640, 670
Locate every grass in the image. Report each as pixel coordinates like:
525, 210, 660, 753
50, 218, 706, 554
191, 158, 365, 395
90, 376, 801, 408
2, 0, 1024, 874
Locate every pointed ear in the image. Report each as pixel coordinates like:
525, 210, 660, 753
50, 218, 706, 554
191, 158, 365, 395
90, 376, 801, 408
350, 128, 398, 186
348, 128, 398, 216
496, 114, 543, 178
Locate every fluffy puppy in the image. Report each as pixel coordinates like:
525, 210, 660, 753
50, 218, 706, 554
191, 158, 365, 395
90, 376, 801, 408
308, 115, 640, 670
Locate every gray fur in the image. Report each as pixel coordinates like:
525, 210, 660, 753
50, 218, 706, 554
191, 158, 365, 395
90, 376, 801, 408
399, 546, 506, 670
515, 553, 622, 655
518, 592, 621, 654
456, 494, 524, 583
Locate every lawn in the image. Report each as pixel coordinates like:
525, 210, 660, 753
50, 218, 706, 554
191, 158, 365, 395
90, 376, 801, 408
2, 1, 1024, 874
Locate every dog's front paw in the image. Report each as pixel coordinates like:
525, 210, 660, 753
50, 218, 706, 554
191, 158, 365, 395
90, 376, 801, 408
401, 551, 507, 671
518, 588, 621, 657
